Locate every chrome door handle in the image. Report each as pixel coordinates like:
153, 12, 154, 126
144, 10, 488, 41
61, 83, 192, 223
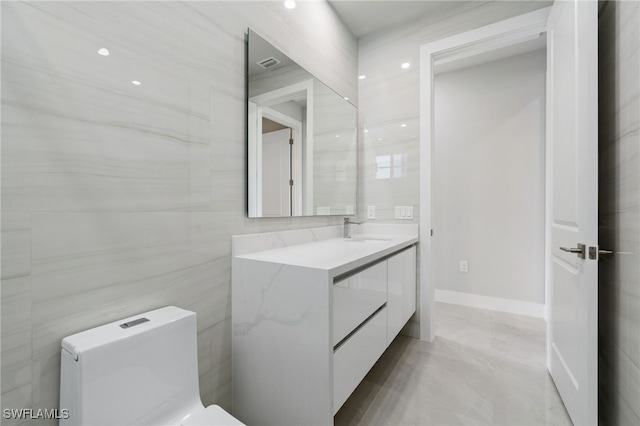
560, 247, 582, 253
588, 246, 614, 260
560, 243, 586, 259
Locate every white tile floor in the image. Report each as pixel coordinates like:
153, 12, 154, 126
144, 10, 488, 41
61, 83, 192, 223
335, 303, 573, 426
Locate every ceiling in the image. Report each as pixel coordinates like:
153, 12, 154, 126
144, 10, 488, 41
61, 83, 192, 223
327, 1, 468, 39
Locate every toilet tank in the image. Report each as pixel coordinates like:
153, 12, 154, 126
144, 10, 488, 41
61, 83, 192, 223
60, 306, 202, 426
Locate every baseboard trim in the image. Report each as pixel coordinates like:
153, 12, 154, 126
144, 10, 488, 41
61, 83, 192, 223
435, 289, 545, 318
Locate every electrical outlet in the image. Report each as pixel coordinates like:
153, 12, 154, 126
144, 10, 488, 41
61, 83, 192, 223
367, 205, 376, 219
459, 260, 469, 273
346, 205, 354, 215
317, 206, 331, 215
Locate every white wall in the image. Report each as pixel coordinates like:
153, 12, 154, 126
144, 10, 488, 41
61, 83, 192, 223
0, 2, 356, 424
433, 49, 546, 307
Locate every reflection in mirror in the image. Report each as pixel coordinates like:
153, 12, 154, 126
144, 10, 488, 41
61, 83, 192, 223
247, 29, 357, 218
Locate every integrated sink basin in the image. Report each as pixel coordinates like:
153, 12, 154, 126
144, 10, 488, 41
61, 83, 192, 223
234, 233, 416, 278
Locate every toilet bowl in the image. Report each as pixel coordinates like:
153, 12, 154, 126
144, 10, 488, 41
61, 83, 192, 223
59, 306, 244, 426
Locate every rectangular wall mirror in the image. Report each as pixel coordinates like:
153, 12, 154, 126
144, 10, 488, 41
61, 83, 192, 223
247, 29, 357, 218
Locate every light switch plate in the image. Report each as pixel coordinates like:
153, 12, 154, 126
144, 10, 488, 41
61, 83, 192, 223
394, 206, 414, 219
346, 205, 354, 215
459, 260, 469, 273
317, 206, 331, 215
367, 205, 376, 219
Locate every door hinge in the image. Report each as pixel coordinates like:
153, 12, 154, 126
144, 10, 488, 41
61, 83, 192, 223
289, 179, 294, 186
431, 229, 433, 236
289, 138, 294, 145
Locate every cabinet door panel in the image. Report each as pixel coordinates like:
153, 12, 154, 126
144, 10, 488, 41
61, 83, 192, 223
387, 246, 417, 345
402, 246, 417, 324
333, 307, 387, 414
387, 254, 404, 344
333, 261, 387, 346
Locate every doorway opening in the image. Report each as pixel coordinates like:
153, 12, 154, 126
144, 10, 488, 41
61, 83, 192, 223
248, 79, 313, 217
418, 8, 551, 342
432, 38, 547, 318
419, 4, 599, 424
261, 117, 301, 217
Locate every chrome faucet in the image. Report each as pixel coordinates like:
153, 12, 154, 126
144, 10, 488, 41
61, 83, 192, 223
343, 217, 362, 238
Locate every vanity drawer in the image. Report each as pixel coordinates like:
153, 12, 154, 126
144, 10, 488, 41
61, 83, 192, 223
333, 260, 387, 346
333, 306, 387, 414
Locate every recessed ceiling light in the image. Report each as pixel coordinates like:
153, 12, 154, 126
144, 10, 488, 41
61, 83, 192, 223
284, 0, 296, 9
97, 48, 110, 56
359, 75, 366, 80
132, 80, 142, 86
364, 129, 369, 133
401, 124, 407, 127
344, 97, 349, 101
336, 135, 340, 138
401, 62, 411, 69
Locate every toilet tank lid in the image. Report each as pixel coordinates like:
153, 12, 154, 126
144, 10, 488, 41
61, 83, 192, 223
61, 306, 195, 359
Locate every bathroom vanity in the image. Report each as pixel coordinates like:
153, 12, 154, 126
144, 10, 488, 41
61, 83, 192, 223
231, 225, 417, 426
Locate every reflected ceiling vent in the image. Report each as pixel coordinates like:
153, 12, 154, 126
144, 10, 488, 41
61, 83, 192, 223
256, 57, 281, 69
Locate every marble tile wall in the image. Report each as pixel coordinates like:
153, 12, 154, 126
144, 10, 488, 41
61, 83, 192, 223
598, 1, 640, 425
357, 0, 552, 337
0, 2, 356, 424
357, 0, 552, 222
313, 81, 358, 215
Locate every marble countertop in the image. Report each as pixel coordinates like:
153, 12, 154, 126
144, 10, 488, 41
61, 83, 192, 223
235, 234, 418, 278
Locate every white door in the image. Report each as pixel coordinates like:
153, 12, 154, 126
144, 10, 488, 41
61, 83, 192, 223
262, 128, 291, 217
547, 1, 598, 425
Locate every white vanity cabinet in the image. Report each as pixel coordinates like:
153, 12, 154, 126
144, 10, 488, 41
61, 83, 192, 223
333, 261, 387, 346
332, 261, 388, 413
232, 228, 418, 426
386, 246, 417, 345
331, 246, 417, 413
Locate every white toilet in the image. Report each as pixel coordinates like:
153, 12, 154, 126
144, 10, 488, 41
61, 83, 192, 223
59, 306, 244, 426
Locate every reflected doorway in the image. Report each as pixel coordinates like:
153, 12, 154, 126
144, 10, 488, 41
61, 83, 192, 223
261, 118, 298, 217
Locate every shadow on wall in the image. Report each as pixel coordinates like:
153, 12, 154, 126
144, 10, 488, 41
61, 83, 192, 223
597, 1, 620, 421
598, 1, 640, 425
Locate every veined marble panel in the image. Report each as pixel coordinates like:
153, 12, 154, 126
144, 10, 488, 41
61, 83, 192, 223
1, 277, 33, 416
313, 80, 358, 215
1, 2, 214, 213
232, 225, 342, 257
357, 1, 551, 222
1, 214, 31, 280
30, 212, 237, 356
360, 223, 419, 237
27, 212, 237, 414
1, 214, 33, 422
232, 259, 331, 425
598, 1, 640, 425
2, 1, 355, 422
